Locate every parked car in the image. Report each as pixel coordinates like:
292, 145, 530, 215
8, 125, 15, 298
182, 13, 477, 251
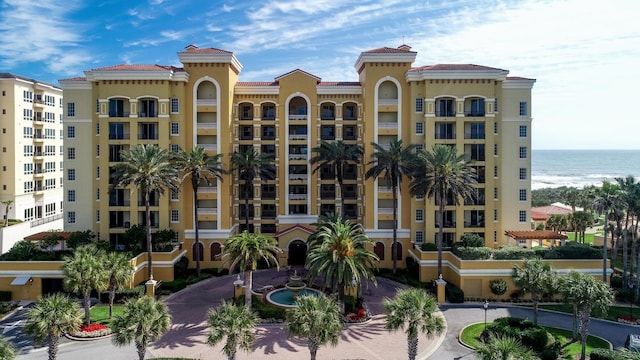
625, 333, 640, 351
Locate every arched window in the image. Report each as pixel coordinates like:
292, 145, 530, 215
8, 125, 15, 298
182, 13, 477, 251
192, 242, 204, 261
210, 243, 222, 261
374, 242, 385, 260
392, 242, 403, 261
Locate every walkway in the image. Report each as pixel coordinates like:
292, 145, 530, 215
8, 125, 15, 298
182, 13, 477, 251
150, 268, 443, 360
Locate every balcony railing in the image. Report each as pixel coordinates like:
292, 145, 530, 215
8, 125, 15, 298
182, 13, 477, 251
109, 134, 130, 140
464, 132, 485, 139
435, 111, 456, 117
465, 112, 485, 117
199, 208, 218, 215
378, 186, 392, 193
198, 187, 217, 193
197, 122, 217, 129
378, 99, 398, 106
289, 134, 307, 140
289, 174, 308, 181
378, 207, 393, 214
378, 122, 398, 129
289, 194, 307, 201
199, 144, 218, 151
196, 99, 216, 106
109, 112, 130, 118
289, 154, 308, 161
288, 115, 307, 121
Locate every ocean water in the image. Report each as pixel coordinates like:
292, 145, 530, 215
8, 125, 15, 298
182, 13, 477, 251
532, 150, 640, 190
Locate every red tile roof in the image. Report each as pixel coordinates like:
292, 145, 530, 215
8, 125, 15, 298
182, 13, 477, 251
274, 224, 315, 237
179, 46, 231, 54
504, 230, 568, 240
236, 81, 278, 86
58, 77, 87, 81
363, 46, 416, 54
24, 231, 73, 241
318, 82, 361, 86
531, 205, 572, 221
275, 68, 321, 81
88, 64, 185, 72
410, 64, 507, 72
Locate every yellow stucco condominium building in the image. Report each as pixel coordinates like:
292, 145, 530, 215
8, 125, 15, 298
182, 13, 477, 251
60, 44, 535, 270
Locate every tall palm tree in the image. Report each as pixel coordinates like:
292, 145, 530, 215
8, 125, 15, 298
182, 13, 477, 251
511, 259, 557, 325
286, 295, 343, 360
616, 175, 640, 288
63, 245, 108, 326
310, 140, 363, 219
306, 218, 379, 306
174, 146, 226, 275
561, 187, 582, 213
562, 271, 614, 360
0, 335, 16, 360
475, 335, 536, 360
1, 200, 12, 227
222, 231, 281, 309
105, 251, 134, 319
229, 147, 276, 229
111, 296, 171, 360
25, 293, 82, 360
207, 300, 258, 360
568, 211, 593, 243
594, 180, 625, 282
409, 144, 477, 278
384, 288, 445, 360
546, 214, 567, 234
365, 139, 417, 274
113, 144, 179, 280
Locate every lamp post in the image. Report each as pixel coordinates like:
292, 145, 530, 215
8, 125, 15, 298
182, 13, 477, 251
483, 299, 489, 330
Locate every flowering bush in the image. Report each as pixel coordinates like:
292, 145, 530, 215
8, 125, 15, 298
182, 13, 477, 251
71, 323, 112, 338
617, 315, 640, 325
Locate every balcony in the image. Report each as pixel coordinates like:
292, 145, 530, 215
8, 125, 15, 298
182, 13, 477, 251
199, 144, 218, 151
289, 154, 308, 161
288, 114, 307, 121
109, 133, 130, 140
378, 186, 392, 193
289, 134, 307, 141
378, 122, 398, 129
198, 187, 217, 194
288, 174, 308, 181
197, 122, 217, 129
289, 194, 307, 201
378, 207, 393, 215
109, 112, 130, 118
199, 207, 218, 215
378, 99, 398, 106
196, 99, 216, 107
321, 191, 336, 199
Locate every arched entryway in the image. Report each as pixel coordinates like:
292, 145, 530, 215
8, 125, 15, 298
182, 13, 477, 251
288, 240, 307, 266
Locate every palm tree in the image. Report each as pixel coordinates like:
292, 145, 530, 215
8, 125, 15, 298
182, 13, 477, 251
229, 147, 276, 230
616, 175, 640, 288
475, 335, 535, 360
286, 295, 343, 360
384, 288, 445, 360
207, 300, 258, 360
562, 271, 614, 360
365, 139, 417, 274
105, 252, 134, 319
63, 245, 108, 326
511, 259, 557, 325
25, 293, 82, 360
174, 146, 226, 275
409, 144, 477, 278
310, 140, 363, 219
0, 334, 16, 360
594, 180, 625, 282
113, 144, 179, 280
1, 200, 12, 227
568, 211, 593, 243
306, 218, 379, 305
222, 231, 281, 309
561, 187, 582, 213
111, 296, 171, 360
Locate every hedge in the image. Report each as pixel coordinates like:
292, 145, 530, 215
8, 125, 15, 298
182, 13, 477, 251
445, 283, 464, 303
589, 348, 640, 360
452, 246, 492, 260
543, 241, 601, 259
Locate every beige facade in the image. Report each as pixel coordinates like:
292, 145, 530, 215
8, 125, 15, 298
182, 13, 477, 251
0, 73, 64, 235
61, 45, 535, 270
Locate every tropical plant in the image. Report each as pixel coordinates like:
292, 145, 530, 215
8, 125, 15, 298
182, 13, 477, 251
384, 288, 445, 360
229, 147, 276, 229
40, 232, 63, 253
67, 230, 95, 249
153, 228, 176, 252
616, 175, 640, 289
111, 296, 172, 360
1, 200, 12, 227
174, 146, 225, 275
123, 224, 146, 252
25, 293, 82, 360
561, 271, 614, 360
409, 144, 477, 278
286, 295, 343, 360
474, 334, 536, 360
567, 211, 593, 243
63, 245, 108, 325
113, 144, 179, 280
511, 259, 557, 325
561, 187, 582, 213
0, 334, 16, 360
105, 252, 134, 318
310, 140, 363, 219
365, 139, 417, 274
489, 279, 508, 296
306, 218, 378, 306
546, 214, 567, 234
207, 300, 258, 360
594, 180, 625, 282
222, 231, 281, 309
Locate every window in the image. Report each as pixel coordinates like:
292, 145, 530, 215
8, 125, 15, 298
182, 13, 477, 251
67, 126, 75, 138
67, 148, 76, 160
493, 209, 498, 222
171, 190, 179, 201
171, 144, 180, 153
96, 99, 100, 113
24, 181, 33, 193
519, 210, 527, 223
138, 123, 158, 139
493, 144, 498, 156
436, 98, 455, 116
170, 122, 179, 135
494, 99, 498, 113
415, 98, 423, 113
519, 189, 527, 201
139, 99, 157, 117
24, 145, 33, 156
493, 166, 498, 178
493, 122, 498, 135
519, 101, 527, 116
96, 166, 100, 179
23, 127, 33, 138
519, 146, 527, 159
67, 169, 76, 181
415, 209, 424, 222
415, 144, 424, 153
24, 163, 33, 175
24, 208, 34, 221
67, 211, 76, 224
23, 90, 33, 102
23, 108, 33, 120
519, 168, 527, 180
67, 102, 75, 117
96, 145, 100, 157
519, 125, 527, 137
96, 123, 100, 135
415, 122, 424, 135
493, 187, 498, 200
96, 210, 100, 223
68, 190, 76, 202
171, 209, 179, 223
96, 188, 100, 201
171, 98, 179, 113
415, 231, 424, 244
494, 231, 497, 243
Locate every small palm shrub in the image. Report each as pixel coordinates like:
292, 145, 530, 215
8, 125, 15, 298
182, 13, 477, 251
489, 279, 508, 296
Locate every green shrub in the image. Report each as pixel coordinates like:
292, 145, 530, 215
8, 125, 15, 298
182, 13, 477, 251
406, 256, 420, 280
445, 283, 464, 303
344, 295, 357, 313
246, 295, 286, 320
544, 241, 601, 259
459, 233, 485, 247
452, 246, 492, 260
521, 327, 551, 352
610, 274, 623, 288
1, 241, 36, 261
493, 246, 537, 260
0, 291, 11, 301
160, 279, 187, 293
489, 279, 508, 296
589, 349, 617, 360
420, 242, 437, 251
539, 348, 560, 360
100, 284, 145, 304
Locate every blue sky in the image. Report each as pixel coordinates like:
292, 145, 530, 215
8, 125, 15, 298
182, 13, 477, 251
1, 0, 639, 150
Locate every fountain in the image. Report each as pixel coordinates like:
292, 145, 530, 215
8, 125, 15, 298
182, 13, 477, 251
266, 270, 322, 308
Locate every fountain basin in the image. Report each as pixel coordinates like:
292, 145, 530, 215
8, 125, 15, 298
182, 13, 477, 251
266, 288, 323, 308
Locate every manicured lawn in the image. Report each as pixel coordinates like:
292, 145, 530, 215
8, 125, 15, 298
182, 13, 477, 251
460, 322, 609, 359
564, 232, 595, 244
538, 304, 633, 323
89, 305, 124, 326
